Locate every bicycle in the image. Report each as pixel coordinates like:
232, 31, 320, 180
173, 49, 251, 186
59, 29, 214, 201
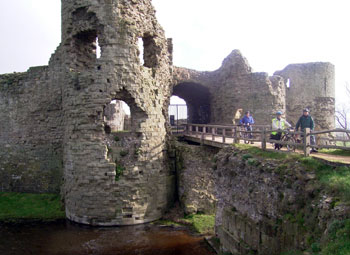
239, 125, 252, 144
280, 129, 297, 152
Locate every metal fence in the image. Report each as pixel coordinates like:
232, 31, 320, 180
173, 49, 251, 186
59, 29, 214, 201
168, 104, 187, 133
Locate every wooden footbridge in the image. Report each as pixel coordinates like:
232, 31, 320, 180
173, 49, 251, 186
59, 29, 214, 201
176, 123, 350, 164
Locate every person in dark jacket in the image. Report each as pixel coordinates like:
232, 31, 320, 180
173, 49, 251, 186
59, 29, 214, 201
295, 108, 317, 152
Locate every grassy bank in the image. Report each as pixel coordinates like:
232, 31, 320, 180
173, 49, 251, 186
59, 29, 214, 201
183, 214, 215, 235
0, 192, 65, 221
157, 213, 215, 235
319, 148, 350, 157
283, 219, 350, 255
233, 144, 350, 254
233, 143, 296, 160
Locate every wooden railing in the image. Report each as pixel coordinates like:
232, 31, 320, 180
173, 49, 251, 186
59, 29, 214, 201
183, 123, 350, 156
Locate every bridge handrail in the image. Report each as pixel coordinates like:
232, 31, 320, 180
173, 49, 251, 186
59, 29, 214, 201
183, 123, 350, 156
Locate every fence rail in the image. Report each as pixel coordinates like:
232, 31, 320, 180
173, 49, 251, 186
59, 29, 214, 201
183, 124, 350, 156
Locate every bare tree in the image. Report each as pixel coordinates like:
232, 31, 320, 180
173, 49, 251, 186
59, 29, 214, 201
335, 82, 350, 139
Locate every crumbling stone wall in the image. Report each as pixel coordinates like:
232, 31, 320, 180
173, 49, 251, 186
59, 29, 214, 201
172, 50, 286, 125
0, 0, 336, 227
274, 62, 335, 130
171, 141, 218, 214
214, 147, 350, 255
0, 0, 175, 226
172, 53, 335, 129
0, 67, 63, 193
59, 0, 175, 225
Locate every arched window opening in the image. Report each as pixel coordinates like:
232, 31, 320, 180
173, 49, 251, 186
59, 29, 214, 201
73, 29, 99, 69
169, 96, 187, 133
286, 78, 291, 88
103, 96, 146, 182
103, 100, 131, 133
138, 37, 144, 65
138, 35, 158, 68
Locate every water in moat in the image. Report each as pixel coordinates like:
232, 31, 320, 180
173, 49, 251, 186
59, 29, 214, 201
0, 220, 216, 255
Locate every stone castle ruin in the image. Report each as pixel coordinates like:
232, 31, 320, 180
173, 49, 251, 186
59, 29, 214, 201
0, 0, 334, 225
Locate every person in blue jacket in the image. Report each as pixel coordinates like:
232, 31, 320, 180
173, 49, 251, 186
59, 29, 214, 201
240, 111, 255, 142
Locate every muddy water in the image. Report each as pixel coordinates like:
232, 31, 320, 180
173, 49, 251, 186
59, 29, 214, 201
0, 220, 216, 255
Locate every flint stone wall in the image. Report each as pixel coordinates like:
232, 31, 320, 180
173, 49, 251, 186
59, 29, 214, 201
172, 141, 218, 215
0, 67, 63, 193
0, 0, 176, 226
59, 0, 175, 225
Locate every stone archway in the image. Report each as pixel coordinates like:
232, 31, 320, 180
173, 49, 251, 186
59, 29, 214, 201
172, 82, 211, 124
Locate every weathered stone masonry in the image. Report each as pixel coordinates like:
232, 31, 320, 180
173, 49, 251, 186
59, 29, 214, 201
0, 0, 335, 226
173, 52, 335, 127
0, 67, 63, 193
59, 0, 175, 225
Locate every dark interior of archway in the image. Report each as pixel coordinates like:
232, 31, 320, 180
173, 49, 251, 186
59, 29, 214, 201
172, 82, 211, 124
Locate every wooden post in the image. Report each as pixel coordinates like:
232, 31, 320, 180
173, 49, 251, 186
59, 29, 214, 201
261, 127, 266, 151
234, 127, 239, 144
223, 128, 226, 143
202, 126, 206, 144
304, 128, 310, 157
196, 126, 199, 138
212, 127, 215, 141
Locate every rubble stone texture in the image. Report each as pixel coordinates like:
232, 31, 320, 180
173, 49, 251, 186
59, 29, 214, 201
274, 62, 335, 129
215, 147, 350, 255
173, 142, 218, 215
0, 0, 335, 225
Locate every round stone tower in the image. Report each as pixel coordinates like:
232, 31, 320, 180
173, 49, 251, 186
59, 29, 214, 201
274, 62, 335, 131
58, 0, 175, 225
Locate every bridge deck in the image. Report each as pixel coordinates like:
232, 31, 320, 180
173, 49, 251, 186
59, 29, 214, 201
184, 134, 350, 165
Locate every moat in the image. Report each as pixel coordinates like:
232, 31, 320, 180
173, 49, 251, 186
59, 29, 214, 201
0, 220, 215, 255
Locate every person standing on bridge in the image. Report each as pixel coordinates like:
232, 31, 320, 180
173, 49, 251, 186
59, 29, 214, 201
295, 108, 318, 153
240, 111, 254, 143
270, 111, 291, 150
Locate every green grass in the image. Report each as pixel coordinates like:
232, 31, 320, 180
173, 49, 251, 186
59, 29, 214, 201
320, 219, 350, 255
283, 219, 350, 254
336, 141, 350, 147
155, 214, 215, 235
299, 157, 350, 203
115, 163, 125, 181
0, 192, 65, 221
319, 148, 350, 157
233, 143, 298, 160
183, 214, 215, 235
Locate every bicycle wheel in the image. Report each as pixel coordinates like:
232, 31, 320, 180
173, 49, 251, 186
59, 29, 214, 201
282, 135, 296, 152
243, 133, 249, 144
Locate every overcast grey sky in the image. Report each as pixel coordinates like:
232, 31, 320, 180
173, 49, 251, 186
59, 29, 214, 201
0, 0, 349, 104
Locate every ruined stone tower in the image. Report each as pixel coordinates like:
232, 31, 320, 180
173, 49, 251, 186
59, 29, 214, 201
275, 63, 335, 131
0, 0, 335, 226
58, 0, 176, 225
